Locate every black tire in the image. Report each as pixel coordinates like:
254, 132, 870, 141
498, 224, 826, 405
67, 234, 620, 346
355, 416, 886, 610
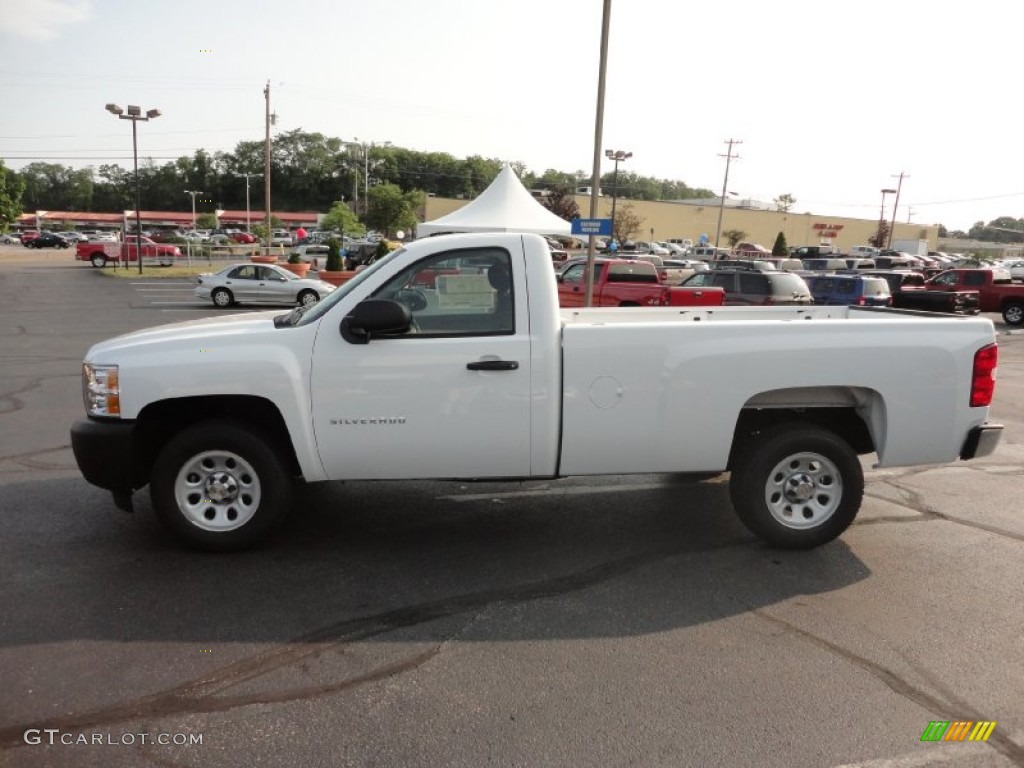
729, 423, 863, 549
149, 421, 292, 551
90, 253, 107, 268
212, 288, 234, 308
1002, 302, 1024, 326
297, 289, 319, 307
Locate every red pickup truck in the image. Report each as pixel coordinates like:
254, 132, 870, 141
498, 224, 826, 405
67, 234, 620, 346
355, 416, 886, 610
76, 237, 183, 268
556, 258, 724, 308
925, 268, 1024, 325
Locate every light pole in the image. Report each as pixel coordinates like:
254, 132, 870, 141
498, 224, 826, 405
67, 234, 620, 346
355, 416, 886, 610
604, 149, 631, 243
237, 173, 263, 233
184, 190, 202, 232
106, 103, 160, 275
350, 138, 391, 215
878, 188, 897, 248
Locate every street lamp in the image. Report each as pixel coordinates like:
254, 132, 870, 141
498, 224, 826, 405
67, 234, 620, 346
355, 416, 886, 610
604, 149, 631, 243
106, 103, 160, 275
236, 173, 263, 233
184, 190, 202, 232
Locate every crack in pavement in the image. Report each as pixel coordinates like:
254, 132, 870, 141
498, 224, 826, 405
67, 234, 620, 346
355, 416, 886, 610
752, 610, 1024, 765
0, 542, 739, 749
865, 479, 1024, 544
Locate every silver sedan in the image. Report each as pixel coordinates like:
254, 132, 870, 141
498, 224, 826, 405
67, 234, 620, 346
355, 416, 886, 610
195, 263, 336, 308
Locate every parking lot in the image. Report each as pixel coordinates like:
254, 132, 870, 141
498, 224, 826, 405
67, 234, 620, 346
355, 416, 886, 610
1, 246, 1023, 768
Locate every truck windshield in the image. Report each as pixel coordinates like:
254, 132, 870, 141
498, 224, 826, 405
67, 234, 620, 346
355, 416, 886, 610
292, 248, 405, 327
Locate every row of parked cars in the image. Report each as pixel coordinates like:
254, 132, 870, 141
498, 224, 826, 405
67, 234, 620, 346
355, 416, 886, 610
554, 248, 1024, 323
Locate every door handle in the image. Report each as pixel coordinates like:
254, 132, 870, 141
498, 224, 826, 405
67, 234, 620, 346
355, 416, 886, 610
467, 360, 519, 371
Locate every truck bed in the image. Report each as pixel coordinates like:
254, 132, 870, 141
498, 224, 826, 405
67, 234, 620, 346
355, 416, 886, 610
558, 304, 964, 324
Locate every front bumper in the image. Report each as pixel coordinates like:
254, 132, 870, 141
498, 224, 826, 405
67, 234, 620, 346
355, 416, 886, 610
960, 423, 1003, 460
70, 418, 137, 491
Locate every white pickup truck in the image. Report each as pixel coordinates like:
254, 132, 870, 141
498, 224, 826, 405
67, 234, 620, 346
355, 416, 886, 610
71, 233, 1003, 552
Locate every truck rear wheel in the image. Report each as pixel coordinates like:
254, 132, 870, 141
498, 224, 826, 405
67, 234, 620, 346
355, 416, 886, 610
1002, 302, 1023, 326
729, 424, 863, 549
150, 421, 291, 551
90, 254, 107, 268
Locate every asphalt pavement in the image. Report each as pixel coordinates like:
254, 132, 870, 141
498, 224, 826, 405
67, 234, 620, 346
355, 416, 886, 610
1, 246, 1022, 768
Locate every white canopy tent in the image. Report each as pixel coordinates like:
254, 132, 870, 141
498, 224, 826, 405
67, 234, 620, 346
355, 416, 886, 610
416, 163, 572, 237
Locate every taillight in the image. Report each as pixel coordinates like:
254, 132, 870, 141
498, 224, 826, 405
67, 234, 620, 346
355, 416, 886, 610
970, 343, 998, 407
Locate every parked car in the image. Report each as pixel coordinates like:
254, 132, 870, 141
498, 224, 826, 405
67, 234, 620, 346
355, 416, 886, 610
733, 241, 771, 256
865, 270, 980, 315
24, 232, 72, 249
682, 268, 813, 306
0, 232, 22, 244
1005, 261, 1024, 281
194, 263, 337, 308
791, 245, 842, 259
58, 231, 88, 243
269, 229, 293, 246
805, 275, 892, 307
556, 258, 724, 308
709, 259, 777, 272
19, 230, 40, 244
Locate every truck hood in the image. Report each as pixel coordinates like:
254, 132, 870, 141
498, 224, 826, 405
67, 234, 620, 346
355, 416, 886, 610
86, 310, 286, 361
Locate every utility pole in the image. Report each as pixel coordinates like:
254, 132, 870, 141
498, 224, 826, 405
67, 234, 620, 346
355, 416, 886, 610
585, 0, 612, 309
887, 171, 908, 248
714, 139, 742, 250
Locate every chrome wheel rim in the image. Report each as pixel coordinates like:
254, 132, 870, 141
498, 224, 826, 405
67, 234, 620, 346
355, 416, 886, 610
213, 291, 230, 307
174, 450, 261, 531
1005, 306, 1023, 324
764, 451, 842, 529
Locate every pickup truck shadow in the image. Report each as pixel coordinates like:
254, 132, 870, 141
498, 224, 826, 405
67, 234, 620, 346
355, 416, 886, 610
1, 474, 870, 649
0, 474, 872, 740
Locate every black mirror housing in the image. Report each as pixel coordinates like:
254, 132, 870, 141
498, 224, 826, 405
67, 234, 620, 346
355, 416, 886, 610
340, 299, 412, 344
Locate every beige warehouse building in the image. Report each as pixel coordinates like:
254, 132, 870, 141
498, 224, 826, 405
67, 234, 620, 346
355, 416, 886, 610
421, 194, 939, 253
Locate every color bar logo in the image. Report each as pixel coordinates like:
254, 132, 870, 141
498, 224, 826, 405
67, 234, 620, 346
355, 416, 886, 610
920, 721, 996, 742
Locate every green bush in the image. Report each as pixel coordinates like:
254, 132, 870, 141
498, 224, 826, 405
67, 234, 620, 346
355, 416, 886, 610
326, 237, 342, 271
771, 231, 788, 257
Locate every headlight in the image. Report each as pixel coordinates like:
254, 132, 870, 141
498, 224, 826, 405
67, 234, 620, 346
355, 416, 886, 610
83, 364, 120, 417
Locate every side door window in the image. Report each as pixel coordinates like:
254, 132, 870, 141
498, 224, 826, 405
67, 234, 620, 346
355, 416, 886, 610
930, 272, 958, 287
561, 264, 585, 285
963, 271, 986, 286
228, 265, 257, 280
372, 247, 515, 335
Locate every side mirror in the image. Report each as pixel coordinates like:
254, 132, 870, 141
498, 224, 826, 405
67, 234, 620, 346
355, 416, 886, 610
340, 299, 412, 344
556, 274, 564, 283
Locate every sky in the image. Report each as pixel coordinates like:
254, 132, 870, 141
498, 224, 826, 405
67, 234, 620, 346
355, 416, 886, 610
1, 0, 1022, 232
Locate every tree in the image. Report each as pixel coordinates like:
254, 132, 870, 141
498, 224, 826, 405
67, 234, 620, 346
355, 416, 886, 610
196, 213, 217, 230
614, 202, 643, 242
722, 229, 747, 247
319, 201, 364, 237
774, 193, 796, 212
365, 184, 423, 237
868, 221, 890, 248
771, 231, 788, 256
0, 160, 25, 230
539, 186, 580, 221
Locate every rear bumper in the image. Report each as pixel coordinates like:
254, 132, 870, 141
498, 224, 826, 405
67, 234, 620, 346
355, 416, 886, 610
960, 423, 1003, 460
70, 418, 138, 491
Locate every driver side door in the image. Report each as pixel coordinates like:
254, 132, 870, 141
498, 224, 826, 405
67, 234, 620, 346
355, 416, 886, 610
310, 245, 533, 480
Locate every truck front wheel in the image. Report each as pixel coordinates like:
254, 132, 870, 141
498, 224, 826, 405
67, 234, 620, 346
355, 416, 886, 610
90, 254, 107, 268
150, 421, 291, 551
729, 424, 863, 549
1002, 302, 1023, 326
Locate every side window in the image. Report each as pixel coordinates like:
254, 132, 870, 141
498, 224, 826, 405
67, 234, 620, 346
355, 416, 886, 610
837, 279, 855, 294
229, 265, 257, 280
963, 272, 986, 286
685, 272, 711, 287
259, 266, 287, 281
739, 273, 766, 293
931, 272, 957, 286
562, 264, 585, 284
372, 247, 514, 336
711, 273, 733, 289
